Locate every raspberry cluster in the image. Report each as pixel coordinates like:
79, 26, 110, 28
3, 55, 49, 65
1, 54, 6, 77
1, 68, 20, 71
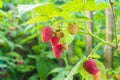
40, 23, 78, 58
41, 26, 65, 58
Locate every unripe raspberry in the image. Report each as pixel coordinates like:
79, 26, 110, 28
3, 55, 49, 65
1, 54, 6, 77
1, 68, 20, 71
91, 71, 101, 80
10, 27, 16, 31
115, 74, 120, 80
41, 26, 53, 42
68, 23, 78, 35
83, 59, 99, 75
55, 30, 64, 38
62, 43, 68, 50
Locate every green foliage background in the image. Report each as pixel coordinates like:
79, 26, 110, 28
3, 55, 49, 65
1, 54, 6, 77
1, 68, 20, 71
0, 0, 120, 80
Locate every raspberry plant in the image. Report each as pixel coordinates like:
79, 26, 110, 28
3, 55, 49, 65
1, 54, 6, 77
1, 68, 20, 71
18, 0, 116, 80
0, 0, 119, 80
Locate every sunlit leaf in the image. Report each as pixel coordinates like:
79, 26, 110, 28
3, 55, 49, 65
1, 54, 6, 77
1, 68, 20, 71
61, 0, 110, 12
60, 30, 74, 45
26, 16, 49, 24
18, 3, 48, 15
0, 0, 2, 8
84, 1, 110, 11
61, 0, 83, 12
33, 3, 60, 17
53, 71, 69, 80
36, 57, 55, 80
64, 58, 82, 80
89, 53, 101, 59
95, 60, 107, 80
50, 67, 64, 74
0, 10, 8, 17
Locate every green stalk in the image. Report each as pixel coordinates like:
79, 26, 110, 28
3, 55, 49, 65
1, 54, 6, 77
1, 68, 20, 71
79, 27, 116, 47
88, 42, 103, 58
63, 52, 69, 66
87, 31, 115, 47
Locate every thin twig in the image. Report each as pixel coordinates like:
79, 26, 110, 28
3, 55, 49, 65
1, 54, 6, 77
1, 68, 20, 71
109, 0, 118, 48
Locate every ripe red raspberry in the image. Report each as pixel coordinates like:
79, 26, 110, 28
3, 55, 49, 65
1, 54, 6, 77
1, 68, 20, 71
50, 36, 60, 46
53, 44, 63, 58
83, 59, 98, 75
41, 27, 53, 42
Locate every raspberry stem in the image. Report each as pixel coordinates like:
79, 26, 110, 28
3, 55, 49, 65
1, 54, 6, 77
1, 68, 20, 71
88, 42, 103, 58
79, 28, 116, 47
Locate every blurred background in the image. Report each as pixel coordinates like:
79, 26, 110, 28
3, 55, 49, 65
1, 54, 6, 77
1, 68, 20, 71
0, 0, 120, 80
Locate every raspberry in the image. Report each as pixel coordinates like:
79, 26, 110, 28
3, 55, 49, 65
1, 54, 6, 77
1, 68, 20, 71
68, 23, 78, 35
63, 43, 68, 50
50, 36, 60, 46
15, 61, 23, 65
83, 59, 98, 75
41, 27, 53, 42
53, 44, 63, 58
10, 27, 16, 31
91, 71, 101, 80
55, 30, 64, 38
115, 74, 120, 80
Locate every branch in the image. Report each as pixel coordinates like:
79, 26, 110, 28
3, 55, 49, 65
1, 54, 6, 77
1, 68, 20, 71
79, 29, 115, 47
109, 0, 118, 48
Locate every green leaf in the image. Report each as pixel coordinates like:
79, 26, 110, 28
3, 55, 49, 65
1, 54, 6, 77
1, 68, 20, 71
95, 60, 107, 80
0, 0, 2, 9
26, 16, 49, 24
88, 42, 103, 58
0, 56, 10, 62
18, 3, 48, 15
33, 3, 60, 17
64, 58, 82, 80
74, 46, 82, 57
75, 16, 92, 22
53, 71, 69, 80
20, 34, 37, 44
29, 74, 38, 80
60, 30, 74, 45
0, 38, 5, 45
0, 64, 7, 68
90, 53, 101, 59
27, 55, 37, 59
0, 35, 14, 50
84, 1, 110, 11
36, 57, 55, 80
17, 65, 35, 72
50, 67, 64, 74
61, 0, 110, 12
0, 10, 8, 17
6, 52, 22, 59
61, 0, 83, 12
50, 11, 70, 19
79, 65, 93, 80
93, 12, 104, 21
7, 41, 15, 51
